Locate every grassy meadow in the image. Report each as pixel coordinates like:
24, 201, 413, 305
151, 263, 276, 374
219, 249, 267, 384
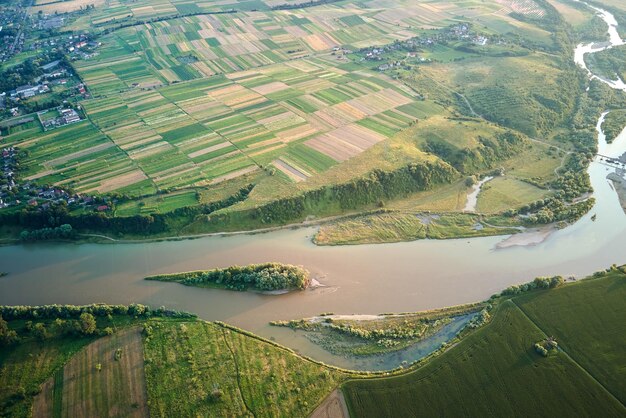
342, 270, 626, 417
0, 313, 348, 418
143, 321, 347, 417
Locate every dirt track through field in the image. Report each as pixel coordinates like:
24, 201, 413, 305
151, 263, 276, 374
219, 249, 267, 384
309, 389, 350, 418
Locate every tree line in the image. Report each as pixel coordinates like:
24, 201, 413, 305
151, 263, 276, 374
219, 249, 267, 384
0, 303, 195, 347
0, 303, 195, 321
247, 160, 458, 225
19, 223, 75, 241
1, 185, 254, 238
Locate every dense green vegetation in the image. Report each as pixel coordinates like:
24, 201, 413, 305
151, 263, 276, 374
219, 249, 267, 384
145, 263, 310, 291
602, 110, 626, 143
242, 160, 458, 226
143, 320, 347, 417
342, 269, 626, 417
18, 223, 75, 242
584, 46, 626, 83
0, 185, 254, 239
423, 130, 526, 174
271, 304, 483, 357
0, 304, 192, 417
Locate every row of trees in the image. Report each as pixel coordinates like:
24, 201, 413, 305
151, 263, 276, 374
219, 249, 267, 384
0, 312, 97, 346
500, 275, 565, 296
0, 303, 195, 321
250, 160, 458, 225
19, 224, 75, 241
147, 263, 310, 291
1, 185, 254, 238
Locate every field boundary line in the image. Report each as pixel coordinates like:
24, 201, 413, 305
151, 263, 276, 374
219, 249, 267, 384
220, 329, 258, 418
510, 299, 626, 409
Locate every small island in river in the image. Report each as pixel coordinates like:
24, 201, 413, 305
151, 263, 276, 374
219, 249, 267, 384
145, 263, 310, 292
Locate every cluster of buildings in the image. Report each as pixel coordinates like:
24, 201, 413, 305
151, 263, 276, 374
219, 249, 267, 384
24, 33, 100, 61
39, 107, 82, 131
8, 83, 50, 100
0, 147, 18, 208
66, 34, 101, 58
330, 46, 353, 60
1, 59, 88, 116
23, 185, 105, 212
0, 7, 29, 63
0, 149, 105, 212
357, 24, 496, 72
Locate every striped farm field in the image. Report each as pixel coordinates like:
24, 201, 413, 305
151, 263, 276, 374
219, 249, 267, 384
15, 0, 515, 209
33, 328, 148, 418
11, 50, 422, 200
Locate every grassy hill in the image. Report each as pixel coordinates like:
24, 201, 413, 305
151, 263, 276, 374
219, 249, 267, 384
342, 270, 626, 417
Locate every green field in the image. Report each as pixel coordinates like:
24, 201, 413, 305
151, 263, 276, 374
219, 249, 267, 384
143, 321, 347, 417
342, 271, 626, 417
0, 308, 348, 418
476, 176, 551, 213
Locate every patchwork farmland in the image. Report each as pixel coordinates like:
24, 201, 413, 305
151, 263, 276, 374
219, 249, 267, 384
1, 0, 572, 226
6, 56, 424, 195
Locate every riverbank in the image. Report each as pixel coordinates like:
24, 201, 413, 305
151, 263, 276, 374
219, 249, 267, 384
313, 211, 522, 245
608, 171, 626, 213
495, 225, 557, 249
270, 303, 483, 369
0, 206, 530, 248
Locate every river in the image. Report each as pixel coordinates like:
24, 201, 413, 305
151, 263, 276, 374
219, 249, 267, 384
1, 3, 626, 370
